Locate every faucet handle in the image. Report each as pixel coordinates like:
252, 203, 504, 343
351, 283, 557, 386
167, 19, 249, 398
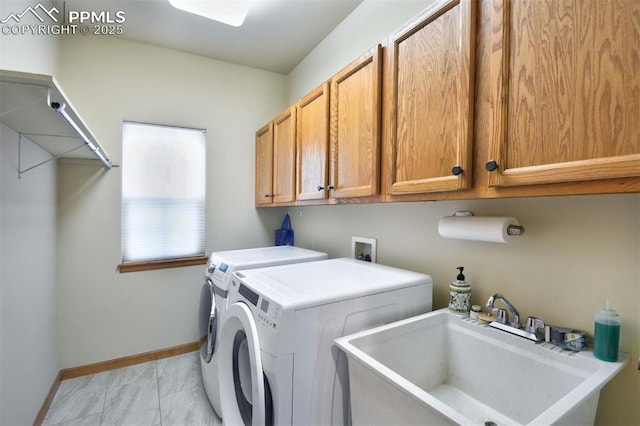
493, 308, 508, 324
525, 316, 545, 333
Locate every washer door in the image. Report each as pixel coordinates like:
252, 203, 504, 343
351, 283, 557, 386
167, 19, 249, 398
219, 302, 272, 426
198, 279, 216, 362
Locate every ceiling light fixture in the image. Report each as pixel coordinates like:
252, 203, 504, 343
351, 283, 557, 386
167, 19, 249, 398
168, 0, 250, 27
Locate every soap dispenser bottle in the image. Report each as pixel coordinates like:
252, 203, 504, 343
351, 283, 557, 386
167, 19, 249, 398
448, 267, 471, 316
593, 299, 620, 362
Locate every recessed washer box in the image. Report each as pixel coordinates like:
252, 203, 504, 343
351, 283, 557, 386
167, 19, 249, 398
351, 236, 376, 263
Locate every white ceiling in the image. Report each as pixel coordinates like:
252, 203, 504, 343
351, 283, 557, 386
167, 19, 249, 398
56, 0, 363, 74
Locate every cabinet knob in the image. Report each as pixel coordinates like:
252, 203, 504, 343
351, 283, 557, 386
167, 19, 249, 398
451, 165, 463, 176
264, 193, 275, 198
485, 160, 499, 172
327, 185, 335, 191
316, 185, 324, 191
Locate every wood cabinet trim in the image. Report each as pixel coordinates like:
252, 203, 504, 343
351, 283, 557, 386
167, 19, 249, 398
255, 122, 274, 206
487, 0, 509, 187
255, 0, 639, 208
492, 154, 640, 186
385, 0, 476, 195
299, 82, 329, 108
329, 43, 383, 198
296, 82, 330, 201
487, 0, 640, 187
272, 106, 297, 203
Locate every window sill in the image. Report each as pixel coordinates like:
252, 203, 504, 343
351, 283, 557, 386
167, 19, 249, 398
118, 255, 208, 273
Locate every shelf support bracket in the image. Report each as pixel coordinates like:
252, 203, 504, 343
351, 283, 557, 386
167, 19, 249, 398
18, 133, 84, 178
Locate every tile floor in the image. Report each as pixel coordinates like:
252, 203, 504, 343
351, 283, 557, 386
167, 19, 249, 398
43, 351, 222, 426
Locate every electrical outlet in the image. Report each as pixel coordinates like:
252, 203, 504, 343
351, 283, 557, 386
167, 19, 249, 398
351, 236, 376, 263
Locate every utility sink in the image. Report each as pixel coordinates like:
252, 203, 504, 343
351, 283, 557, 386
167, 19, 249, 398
335, 309, 628, 426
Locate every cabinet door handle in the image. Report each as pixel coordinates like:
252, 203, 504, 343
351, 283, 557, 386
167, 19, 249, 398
264, 193, 275, 198
327, 185, 335, 191
316, 185, 324, 191
485, 160, 499, 172
451, 165, 463, 176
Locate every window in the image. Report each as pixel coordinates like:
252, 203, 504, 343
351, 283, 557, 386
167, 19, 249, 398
120, 122, 206, 272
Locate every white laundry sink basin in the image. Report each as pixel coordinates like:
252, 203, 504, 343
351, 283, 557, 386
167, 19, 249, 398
335, 309, 628, 426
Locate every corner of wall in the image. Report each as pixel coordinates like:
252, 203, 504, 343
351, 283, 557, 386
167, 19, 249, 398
0, 0, 61, 75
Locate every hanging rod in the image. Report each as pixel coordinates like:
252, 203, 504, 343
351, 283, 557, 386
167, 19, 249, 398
48, 88, 112, 169
0, 70, 113, 170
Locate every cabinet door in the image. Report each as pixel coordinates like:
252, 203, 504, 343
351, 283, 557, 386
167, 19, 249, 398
296, 83, 330, 201
487, 0, 640, 187
255, 123, 273, 206
330, 44, 382, 198
386, 0, 476, 195
273, 107, 297, 203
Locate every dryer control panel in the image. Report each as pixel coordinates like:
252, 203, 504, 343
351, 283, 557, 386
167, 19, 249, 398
237, 282, 281, 329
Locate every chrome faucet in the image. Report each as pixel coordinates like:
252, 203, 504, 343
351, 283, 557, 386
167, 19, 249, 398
486, 293, 521, 328
485, 293, 544, 342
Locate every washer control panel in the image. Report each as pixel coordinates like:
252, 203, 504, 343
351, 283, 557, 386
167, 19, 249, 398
212, 262, 229, 280
236, 282, 281, 329
257, 296, 281, 330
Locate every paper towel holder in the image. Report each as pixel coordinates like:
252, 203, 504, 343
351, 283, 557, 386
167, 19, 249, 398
450, 211, 525, 236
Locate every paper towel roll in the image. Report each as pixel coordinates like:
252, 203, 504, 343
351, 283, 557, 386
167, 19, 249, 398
437, 216, 520, 243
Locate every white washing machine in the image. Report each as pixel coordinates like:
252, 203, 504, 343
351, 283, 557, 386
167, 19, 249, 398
198, 246, 327, 417
217, 258, 433, 426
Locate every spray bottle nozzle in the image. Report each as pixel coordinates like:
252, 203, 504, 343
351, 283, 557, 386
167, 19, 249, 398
456, 266, 465, 281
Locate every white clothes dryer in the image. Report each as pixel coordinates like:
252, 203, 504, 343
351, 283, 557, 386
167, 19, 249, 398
217, 258, 433, 426
198, 246, 327, 417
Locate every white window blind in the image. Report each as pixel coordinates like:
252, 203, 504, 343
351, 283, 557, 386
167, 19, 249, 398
122, 122, 206, 263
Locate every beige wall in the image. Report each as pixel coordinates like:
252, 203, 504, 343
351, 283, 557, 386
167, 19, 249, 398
0, 0, 59, 75
56, 35, 287, 368
1, 125, 58, 425
0, 1, 59, 423
285, 1, 640, 424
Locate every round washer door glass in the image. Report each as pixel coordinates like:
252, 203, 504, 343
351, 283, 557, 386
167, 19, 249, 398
198, 279, 216, 362
232, 330, 273, 426
218, 302, 273, 426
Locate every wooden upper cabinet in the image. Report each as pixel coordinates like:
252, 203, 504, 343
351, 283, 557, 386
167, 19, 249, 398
330, 44, 382, 198
385, 0, 476, 195
255, 122, 274, 206
273, 107, 297, 203
487, 0, 640, 187
296, 83, 330, 201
